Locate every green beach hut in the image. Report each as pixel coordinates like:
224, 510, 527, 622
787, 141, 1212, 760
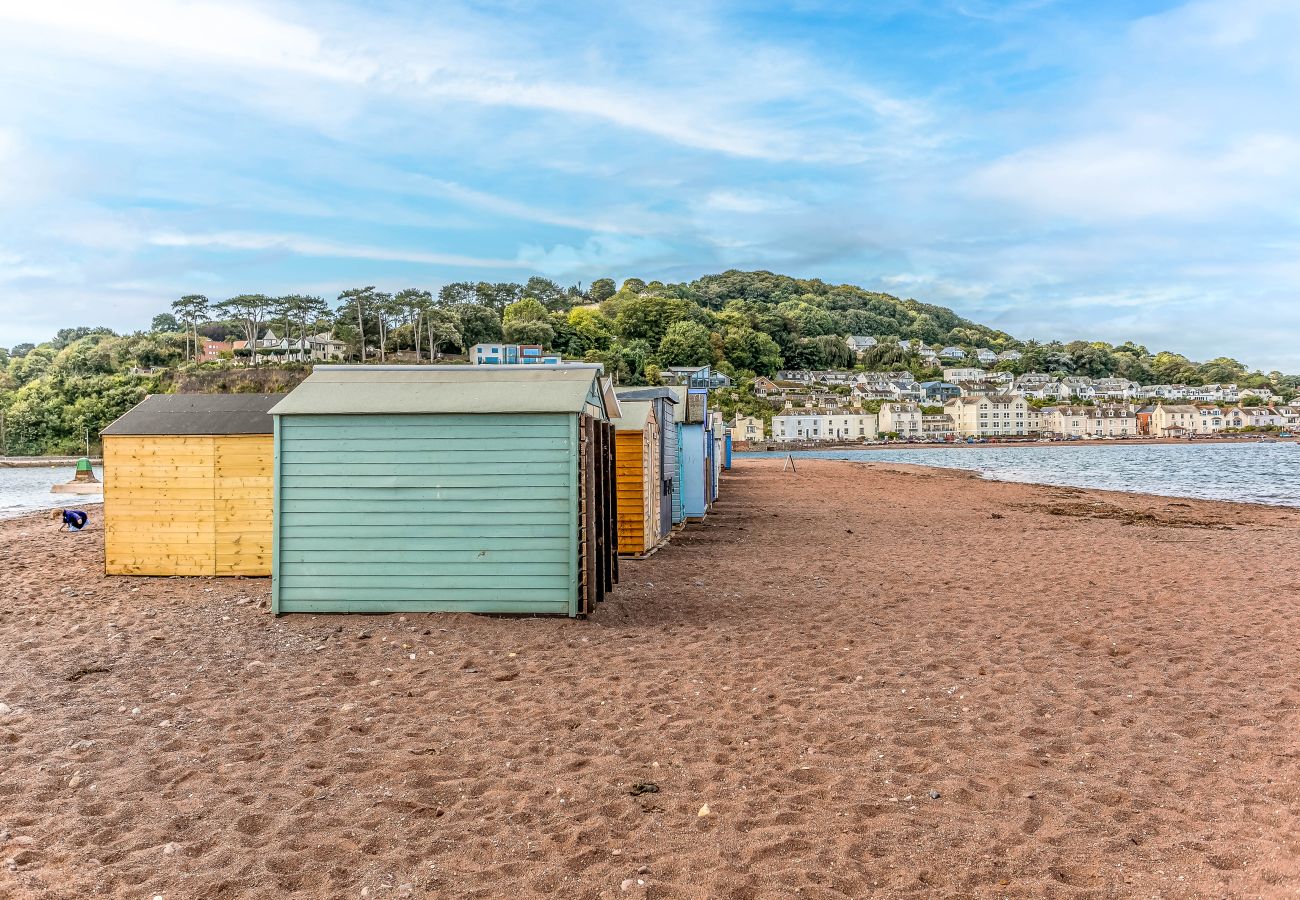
268, 365, 619, 617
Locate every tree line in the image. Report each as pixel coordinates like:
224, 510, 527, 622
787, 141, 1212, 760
2, 270, 1295, 455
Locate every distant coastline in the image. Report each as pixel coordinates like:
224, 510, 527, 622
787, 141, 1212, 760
738, 436, 1295, 453
0, 457, 104, 468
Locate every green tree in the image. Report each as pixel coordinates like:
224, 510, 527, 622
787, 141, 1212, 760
425, 307, 462, 358
453, 304, 504, 349
214, 294, 273, 367
336, 287, 383, 361
721, 327, 783, 375
395, 289, 434, 360
614, 295, 698, 346
588, 277, 617, 303
151, 313, 180, 332
657, 321, 714, 367
171, 294, 211, 361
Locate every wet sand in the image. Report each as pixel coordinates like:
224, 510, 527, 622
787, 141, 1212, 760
2, 458, 1298, 898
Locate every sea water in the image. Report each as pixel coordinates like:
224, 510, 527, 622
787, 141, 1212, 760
736, 442, 1300, 507
0, 467, 103, 519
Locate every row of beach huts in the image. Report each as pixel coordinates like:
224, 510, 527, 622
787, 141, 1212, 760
99, 365, 730, 617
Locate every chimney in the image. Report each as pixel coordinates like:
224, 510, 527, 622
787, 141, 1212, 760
785, 400, 793, 409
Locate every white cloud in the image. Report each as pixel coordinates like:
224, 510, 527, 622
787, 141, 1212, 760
146, 230, 528, 269
0, 0, 920, 163
969, 132, 1300, 221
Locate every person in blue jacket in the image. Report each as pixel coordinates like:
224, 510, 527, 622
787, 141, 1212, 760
52, 508, 89, 532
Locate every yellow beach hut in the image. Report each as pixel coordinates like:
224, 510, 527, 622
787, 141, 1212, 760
100, 394, 282, 576
611, 395, 662, 556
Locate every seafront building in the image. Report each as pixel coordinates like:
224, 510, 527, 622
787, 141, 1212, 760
877, 402, 923, 438
771, 403, 876, 442
730, 415, 766, 445
945, 394, 1030, 437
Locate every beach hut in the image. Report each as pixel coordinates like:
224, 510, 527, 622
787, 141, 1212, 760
268, 365, 618, 617
610, 394, 663, 555
101, 393, 281, 576
615, 387, 677, 541
666, 384, 712, 521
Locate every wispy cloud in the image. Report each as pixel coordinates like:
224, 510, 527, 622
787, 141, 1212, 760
0, 0, 1298, 372
147, 230, 527, 269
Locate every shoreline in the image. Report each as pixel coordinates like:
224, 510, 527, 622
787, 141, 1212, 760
738, 442, 1300, 510
0, 456, 104, 468
739, 435, 1295, 452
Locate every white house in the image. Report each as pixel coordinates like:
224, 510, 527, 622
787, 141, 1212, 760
846, 335, 877, 353
877, 402, 924, 438
1226, 405, 1286, 429
945, 394, 1031, 437
771, 404, 876, 442
939, 346, 966, 360
997, 349, 1023, 361
470, 343, 561, 365
974, 348, 998, 364
943, 367, 987, 383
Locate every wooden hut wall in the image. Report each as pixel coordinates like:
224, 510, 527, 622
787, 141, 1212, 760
669, 424, 685, 525
104, 434, 273, 576
653, 397, 674, 539
274, 412, 591, 616
613, 406, 662, 556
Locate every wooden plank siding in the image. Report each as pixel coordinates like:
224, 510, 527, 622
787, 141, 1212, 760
104, 434, 273, 576
273, 413, 579, 615
614, 431, 650, 554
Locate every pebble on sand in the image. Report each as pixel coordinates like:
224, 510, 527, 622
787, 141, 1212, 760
697, 803, 711, 817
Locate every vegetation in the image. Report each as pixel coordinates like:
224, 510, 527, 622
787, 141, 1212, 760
2, 270, 1296, 455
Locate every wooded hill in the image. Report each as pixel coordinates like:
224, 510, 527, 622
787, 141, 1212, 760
1, 270, 1292, 454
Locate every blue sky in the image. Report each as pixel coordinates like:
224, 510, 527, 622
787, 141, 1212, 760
2, 0, 1298, 370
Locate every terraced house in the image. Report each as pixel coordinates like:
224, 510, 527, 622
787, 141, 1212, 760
945, 394, 1030, 437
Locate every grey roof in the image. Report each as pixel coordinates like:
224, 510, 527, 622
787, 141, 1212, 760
612, 399, 655, 431
101, 393, 283, 436
615, 387, 679, 403
269, 365, 608, 417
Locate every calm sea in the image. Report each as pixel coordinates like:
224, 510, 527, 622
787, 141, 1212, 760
0, 466, 103, 520
737, 443, 1300, 507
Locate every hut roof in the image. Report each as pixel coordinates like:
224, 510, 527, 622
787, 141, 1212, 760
612, 399, 656, 432
269, 365, 610, 418
101, 393, 283, 436
616, 387, 679, 403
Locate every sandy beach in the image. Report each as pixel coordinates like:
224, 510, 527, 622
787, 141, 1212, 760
2, 458, 1299, 898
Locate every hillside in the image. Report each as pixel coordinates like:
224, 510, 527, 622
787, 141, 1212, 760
1, 270, 1293, 454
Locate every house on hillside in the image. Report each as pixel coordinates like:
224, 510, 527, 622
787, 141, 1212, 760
730, 415, 765, 444
919, 381, 962, 403
975, 348, 998, 364
846, 335, 877, 354
939, 346, 966, 360
752, 375, 779, 397
943, 367, 987, 383
997, 350, 1022, 361
471, 343, 561, 365
197, 340, 234, 362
